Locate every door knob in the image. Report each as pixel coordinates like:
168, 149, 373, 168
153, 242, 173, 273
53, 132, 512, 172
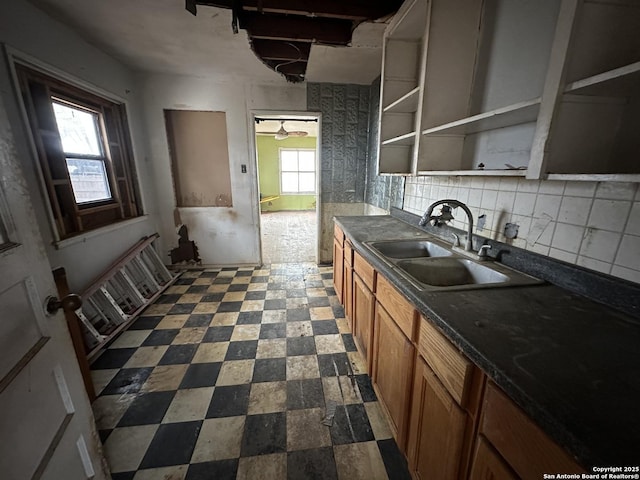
46, 294, 82, 314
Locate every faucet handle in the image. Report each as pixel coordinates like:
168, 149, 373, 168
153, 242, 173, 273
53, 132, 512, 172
451, 233, 460, 248
478, 244, 491, 260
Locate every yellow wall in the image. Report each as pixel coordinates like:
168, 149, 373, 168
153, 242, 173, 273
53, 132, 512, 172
257, 135, 317, 212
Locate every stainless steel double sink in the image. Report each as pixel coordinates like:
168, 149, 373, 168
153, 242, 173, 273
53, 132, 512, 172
363, 237, 542, 292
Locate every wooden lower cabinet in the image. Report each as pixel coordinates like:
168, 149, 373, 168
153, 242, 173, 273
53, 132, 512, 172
333, 237, 344, 304
407, 356, 469, 479
344, 260, 353, 328
479, 383, 585, 479
343, 244, 353, 328
353, 273, 374, 371
332, 236, 586, 479
372, 302, 415, 450
469, 436, 518, 480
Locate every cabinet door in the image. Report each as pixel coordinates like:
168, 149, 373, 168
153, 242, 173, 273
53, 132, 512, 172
469, 436, 518, 480
480, 382, 585, 479
353, 274, 375, 371
344, 260, 353, 329
407, 357, 467, 480
333, 238, 344, 304
372, 302, 415, 450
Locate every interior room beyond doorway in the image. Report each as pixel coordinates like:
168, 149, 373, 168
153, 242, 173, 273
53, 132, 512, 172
255, 115, 319, 265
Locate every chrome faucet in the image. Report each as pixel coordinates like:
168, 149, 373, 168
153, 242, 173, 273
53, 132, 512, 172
419, 199, 474, 252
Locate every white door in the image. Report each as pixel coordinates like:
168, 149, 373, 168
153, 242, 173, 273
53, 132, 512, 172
0, 94, 108, 478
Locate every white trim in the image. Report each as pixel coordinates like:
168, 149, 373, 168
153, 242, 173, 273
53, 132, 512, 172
4, 45, 61, 242
53, 215, 149, 250
5, 45, 129, 103
249, 110, 321, 265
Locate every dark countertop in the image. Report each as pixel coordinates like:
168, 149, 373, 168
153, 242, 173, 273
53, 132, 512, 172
335, 215, 640, 469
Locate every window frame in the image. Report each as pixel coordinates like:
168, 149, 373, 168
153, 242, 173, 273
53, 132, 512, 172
15, 64, 142, 241
279, 148, 317, 195
51, 96, 115, 206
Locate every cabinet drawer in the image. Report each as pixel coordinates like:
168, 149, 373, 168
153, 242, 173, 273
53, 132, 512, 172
376, 274, 416, 341
344, 241, 354, 267
418, 317, 472, 407
354, 251, 375, 291
334, 224, 344, 246
481, 383, 584, 479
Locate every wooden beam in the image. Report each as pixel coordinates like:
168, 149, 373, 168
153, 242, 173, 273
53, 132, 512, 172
240, 13, 353, 45
196, 0, 403, 21
252, 40, 310, 62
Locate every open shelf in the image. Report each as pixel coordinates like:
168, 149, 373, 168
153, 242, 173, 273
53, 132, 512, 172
546, 173, 640, 182
417, 169, 527, 177
422, 99, 541, 136
565, 61, 640, 97
378, 144, 414, 175
382, 131, 417, 146
384, 87, 421, 114
376, 0, 427, 176
376, 0, 640, 180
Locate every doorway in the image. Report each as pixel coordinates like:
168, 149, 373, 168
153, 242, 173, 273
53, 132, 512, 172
254, 114, 320, 265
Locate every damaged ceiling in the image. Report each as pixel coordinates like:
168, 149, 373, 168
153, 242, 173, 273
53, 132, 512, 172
187, 1, 403, 82
28, 0, 402, 84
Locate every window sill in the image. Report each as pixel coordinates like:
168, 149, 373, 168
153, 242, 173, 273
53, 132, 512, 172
53, 215, 149, 250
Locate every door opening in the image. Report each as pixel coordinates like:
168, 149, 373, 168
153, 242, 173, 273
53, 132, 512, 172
253, 114, 320, 265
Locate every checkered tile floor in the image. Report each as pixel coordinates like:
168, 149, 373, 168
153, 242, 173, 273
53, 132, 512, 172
91, 263, 411, 480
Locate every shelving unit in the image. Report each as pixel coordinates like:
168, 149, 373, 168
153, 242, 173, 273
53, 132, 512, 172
377, 0, 428, 174
529, 0, 640, 179
377, 0, 639, 180
416, 0, 559, 174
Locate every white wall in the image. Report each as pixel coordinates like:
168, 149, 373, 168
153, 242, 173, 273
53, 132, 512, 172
0, 0, 160, 292
403, 176, 640, 284
139, 73, 307, 265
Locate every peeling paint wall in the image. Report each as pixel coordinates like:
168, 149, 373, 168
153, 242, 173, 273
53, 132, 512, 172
0, 0, 159, 292
140, 73, 307, 265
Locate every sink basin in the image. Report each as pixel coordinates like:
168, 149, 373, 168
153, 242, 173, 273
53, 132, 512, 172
396, 257, 508, 287
363, 235, 543, 291
367, 239, 453, 259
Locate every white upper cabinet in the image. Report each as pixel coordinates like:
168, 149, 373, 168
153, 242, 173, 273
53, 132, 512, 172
378, 0, 428, 174
529, 0, 640, 180
377, 0, 640, 181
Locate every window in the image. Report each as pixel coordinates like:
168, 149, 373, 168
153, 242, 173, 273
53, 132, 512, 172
280, 149, 316, 194
52, 101, 111, 204
16, 65, 141, 239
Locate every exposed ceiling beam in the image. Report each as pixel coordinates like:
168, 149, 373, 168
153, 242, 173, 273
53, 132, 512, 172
240, 14, 353, 45
251, 40, 310, 62
195, 0, 402, 21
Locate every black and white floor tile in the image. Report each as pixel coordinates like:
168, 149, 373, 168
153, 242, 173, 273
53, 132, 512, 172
91, 264, 411, 480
